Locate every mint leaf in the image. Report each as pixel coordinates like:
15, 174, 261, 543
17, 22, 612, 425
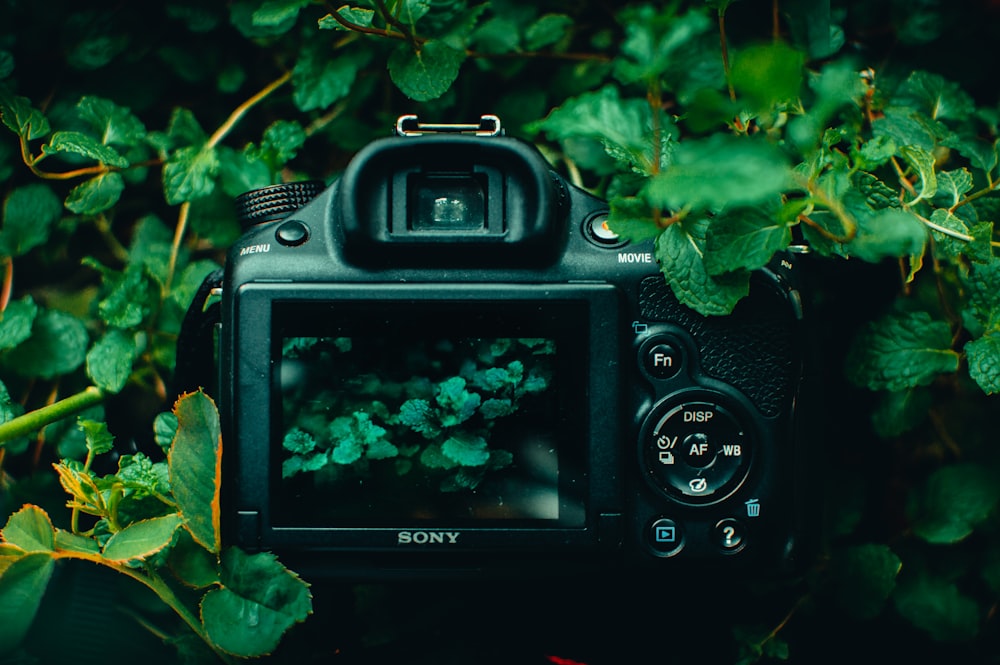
292, 48, 368, 112
524, 13, 572, 50
654, 219, 750, 316
75, 95, 147, 148
846, 310, 959, 391
86, 329, 141, 394
704, 207, 792, 275
965, 332, 1000, 395
829, 544, 901, 620
907, 463, 1000, 544
163, 145, 219, 204
7, 308, 88, 379
645, 135, 792, 211
0, 296, 38, 350
1, 183, 62, 257
0, 91, 50, 140
65, 172, 126, 215
78, 419, 115, 457
894, 574, 980, 643
388, 40, 466, 102
898, 145, 937, 205
441, 432, 490, 467
614, 7, 711, 85
102, 513, 183, 563
731, 42, 804, 113
42, 130, 129, 167
845, 208, 928, 263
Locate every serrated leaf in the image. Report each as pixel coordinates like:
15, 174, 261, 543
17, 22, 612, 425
614, 7, 711, 85
532, 86, 670, 176
0, 296, 38, 351
0, 91, 50, 140
388, 40, 465, 102
654, 219, 750, 316
64, 172, 125, 215
899, 144, 937, 205
7, 308, 88, 379
829, 544, 901, 619
54, 529, 101, 555
319, 7, 375, 31
86, 329, 141, 394
0, 552, 55, 654
252, 0, 310, 26
201, 548, 312, 658
895, 71, 975, 122
645, 135, 793, 212
845, 208, 928, 263
1, 183, 62, 257
292, 48, 368, 112
42, 130, 129, 168
962, 256, 1000, 334
441, 432, 490, 467
1, 505, 55, 553
965, 332, 1000, 395
607, 197, 663, 243
934, 169, 973, 208
163, 145, 219, 205
893, 574, 980, 643
75, 95, 146, 148
78, 419, 115, 457
168, 391, 222, 553
168, 529, 219, 589
101, 513, 183, 562
908, 463, 1000, 544
704, 207, 791, 275
846, 310, 959, 391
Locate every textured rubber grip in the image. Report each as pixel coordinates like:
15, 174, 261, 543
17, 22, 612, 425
234, 180, 325, 228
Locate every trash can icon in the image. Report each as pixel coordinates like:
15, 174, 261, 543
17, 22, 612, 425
745, 499, 760, 517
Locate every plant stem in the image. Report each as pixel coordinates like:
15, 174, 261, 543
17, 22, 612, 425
717, 7, 736, 102
0, 386, 104, 446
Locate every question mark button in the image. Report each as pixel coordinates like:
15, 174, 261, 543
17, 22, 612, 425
712, 518, 746, 553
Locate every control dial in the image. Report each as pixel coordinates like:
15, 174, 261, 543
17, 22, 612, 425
641, 396, 753, 504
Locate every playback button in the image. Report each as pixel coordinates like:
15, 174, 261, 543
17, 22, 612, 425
648, 518, 684, 556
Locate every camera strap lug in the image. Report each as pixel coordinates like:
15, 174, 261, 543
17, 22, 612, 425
395, 114, 503, 137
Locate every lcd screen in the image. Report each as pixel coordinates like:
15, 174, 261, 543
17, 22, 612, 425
271, 301, 588, 528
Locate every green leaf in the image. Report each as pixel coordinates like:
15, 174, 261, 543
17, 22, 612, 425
163, 145, 219, 205
64, 172, 126, 215
388, 40, 466, 102
0, 91, 50, 140
1, 183, 62, 257
201, 548, 312, 658
845, 208, 928, 264
829, 544, 901, 619
252, 0, 311, 26
894, 71, 975, 122
962, 256, 1000, 334
101, 513, 183, 563
86, 329, 141, 394
524, 13, 572, 50
898, 145, 937, 205
42, 130, 129, 167
871, 387, 932, 438
168, 391, 222, 553
168, 529, 219, 589
645, 135, 792, 212
54, 529, 101, 555
965, 332, 1000, 395
908, 463, 1000, 544
607, 197, 663, 243
0, 552, 55, 654
846, 310, 960, 391
704, 207, 791, 275
0, 296, 38, 351
292, 48, 368, 112
654, 218, 750, 316
441, 432, 490, 467
75, 95, 147, 148
894, 573, 980, 643
78, 419, 115, 457
614, 6, 711, 85
153, 411, 178, 453
7, 308, 88, 379
731, 42, 804, 113
532, 86, 670, 175
319, 7, 375, 31
1, 505, 55, 553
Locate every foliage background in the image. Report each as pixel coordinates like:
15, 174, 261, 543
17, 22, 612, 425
1, 0, 1000, 663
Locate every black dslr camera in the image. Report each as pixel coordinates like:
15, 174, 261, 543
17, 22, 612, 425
183, 115, 809, 578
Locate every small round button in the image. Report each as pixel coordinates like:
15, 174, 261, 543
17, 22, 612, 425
642, 342, 681, 379
648, 517, 684, 556
583, 214, 626, 247
712, 518, 747, 553
275, 220, 309, 246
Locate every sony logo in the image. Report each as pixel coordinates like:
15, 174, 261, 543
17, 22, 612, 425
397, 530, 460, 545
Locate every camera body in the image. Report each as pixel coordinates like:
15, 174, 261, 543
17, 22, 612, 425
210, 116, 808, 578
